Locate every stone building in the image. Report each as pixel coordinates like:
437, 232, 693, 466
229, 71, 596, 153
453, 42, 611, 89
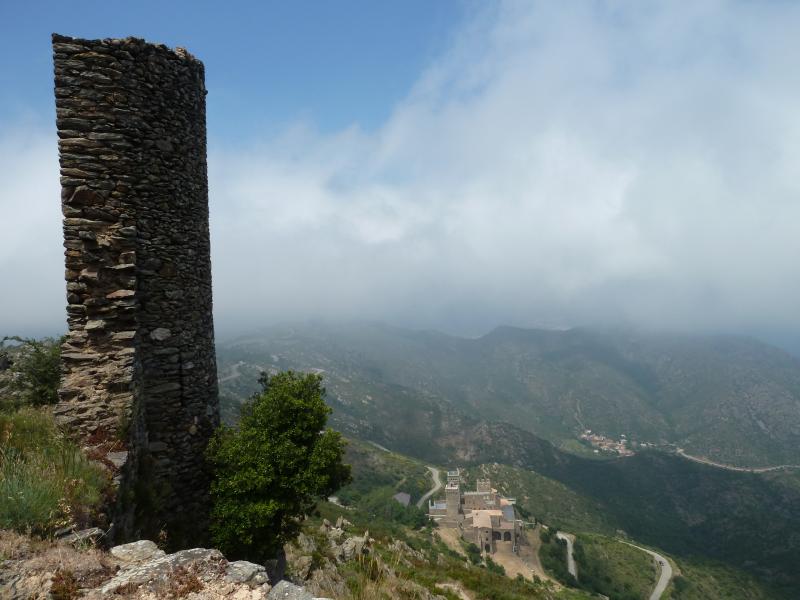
428, 469, 520, 554
51, 33, 218, 544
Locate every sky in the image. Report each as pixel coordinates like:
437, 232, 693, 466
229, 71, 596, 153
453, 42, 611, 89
2, 1, 800, 346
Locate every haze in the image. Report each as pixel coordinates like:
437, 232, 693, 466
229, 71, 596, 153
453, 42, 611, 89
2, 2, 800, 345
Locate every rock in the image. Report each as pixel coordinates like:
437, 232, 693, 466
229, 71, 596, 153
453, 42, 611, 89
267, 580, 314, 600
340, 536, 369, 562
85, 319, 107, 332
293, 555, 313, 580
106, 451, 128, 469
101, 547, 223, 593
226, 560, 269, 586
295, 533, 316, 554
60, 527, 105, 545
109, 539, 164, 564
149, 327, 171, 341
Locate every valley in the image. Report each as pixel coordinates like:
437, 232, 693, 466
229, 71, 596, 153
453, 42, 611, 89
217, 322, 800, 597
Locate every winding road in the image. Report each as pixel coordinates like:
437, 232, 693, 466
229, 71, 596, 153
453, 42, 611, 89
675, 449, 800, 473
218, 361, 245, 383
417, 466, 442, 508
620, 541, 673, 600
556, 532, 577, 580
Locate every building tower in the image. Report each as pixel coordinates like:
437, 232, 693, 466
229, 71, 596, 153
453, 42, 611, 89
52, 34, 218, 545
445, 482, 462, 518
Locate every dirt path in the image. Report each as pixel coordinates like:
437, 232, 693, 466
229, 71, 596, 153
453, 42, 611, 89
435, 527, 464, 556
493, 541, 538, 580
417, 466, 442, 508
517, 525, 554, 582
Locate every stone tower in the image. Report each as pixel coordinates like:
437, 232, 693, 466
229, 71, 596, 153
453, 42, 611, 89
52, 34, 219, 544
445, 482, 462, 518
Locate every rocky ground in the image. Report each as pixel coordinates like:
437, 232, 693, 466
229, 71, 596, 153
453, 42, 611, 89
0, 530, 327, 600
0, 516, 454, 600
283, 516, 448, 600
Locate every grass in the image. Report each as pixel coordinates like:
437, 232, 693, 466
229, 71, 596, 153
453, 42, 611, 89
664, 556, 781, 600
0, 407, 108, 534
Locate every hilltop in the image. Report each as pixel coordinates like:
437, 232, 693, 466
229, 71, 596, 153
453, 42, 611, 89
218, 321, 800, 468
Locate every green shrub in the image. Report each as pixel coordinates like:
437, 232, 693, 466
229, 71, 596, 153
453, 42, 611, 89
485, 556, 506, 576
207, 371, 351, 563
1, 336, 62, 409
0, 408, 107, 533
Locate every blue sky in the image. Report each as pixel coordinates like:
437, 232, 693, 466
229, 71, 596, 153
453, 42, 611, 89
0, 1, 464, 138
3, 1, 800, 345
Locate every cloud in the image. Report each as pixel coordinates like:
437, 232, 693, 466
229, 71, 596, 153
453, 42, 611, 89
0, 125, 63, 337
4, 1, 800, 338
209, 1, 800, 334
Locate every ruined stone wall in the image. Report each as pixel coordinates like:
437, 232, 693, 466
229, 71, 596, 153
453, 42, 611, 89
52, 33, 219, 544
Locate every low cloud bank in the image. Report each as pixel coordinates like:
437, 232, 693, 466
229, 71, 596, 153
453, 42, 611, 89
4, 2, 800, 339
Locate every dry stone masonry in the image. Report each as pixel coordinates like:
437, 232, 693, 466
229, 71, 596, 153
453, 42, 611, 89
52, 33, 219, 543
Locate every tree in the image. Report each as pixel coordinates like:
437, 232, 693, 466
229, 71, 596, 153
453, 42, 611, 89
206, 370, 351, 563
1, 336, 62, 408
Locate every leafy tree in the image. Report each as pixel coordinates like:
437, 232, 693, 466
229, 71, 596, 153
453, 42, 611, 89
1, 336, 62, 408
207, 370, 351, 563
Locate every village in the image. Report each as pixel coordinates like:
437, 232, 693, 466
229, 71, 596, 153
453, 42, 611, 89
579, 430, 636, 456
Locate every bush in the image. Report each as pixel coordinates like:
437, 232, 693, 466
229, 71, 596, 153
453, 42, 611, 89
486, 556, 506, 576
464, 542, 482, 565
1, 336, 62, 409
207, 371, 351, 563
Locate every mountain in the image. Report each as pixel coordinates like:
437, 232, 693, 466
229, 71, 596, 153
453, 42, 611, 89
216, 321, 800, 595
218, 321, 800, 467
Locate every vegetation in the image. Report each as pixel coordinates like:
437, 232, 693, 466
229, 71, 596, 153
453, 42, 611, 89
0, 336, 62, 410
664, 556, 780, 600
572, 534, 655, 600
0, 406, 107, 534
207, 370, 352, 563
0, 336, 107, 535
476, 463, 613, 534
539, 528, 576, 587
334, 438, 432, 531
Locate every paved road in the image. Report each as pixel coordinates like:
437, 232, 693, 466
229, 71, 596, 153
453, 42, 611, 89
676, 449, 800, 473
556, 532, 577, 580
417, 466, 442, 508
620, 541, 672, 600
218, 361, 245, 383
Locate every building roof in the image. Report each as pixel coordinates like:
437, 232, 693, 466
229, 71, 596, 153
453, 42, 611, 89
471, 509, 504, 529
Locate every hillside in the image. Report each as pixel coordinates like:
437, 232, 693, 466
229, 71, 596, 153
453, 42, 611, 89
217, 322, 800, 467
218, 322, 800, 595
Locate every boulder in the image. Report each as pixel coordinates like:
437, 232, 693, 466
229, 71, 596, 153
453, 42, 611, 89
226, 560, 269, 586
101, 547, 223, 593
267, 580, 314, 600
109, 540, 164, 564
